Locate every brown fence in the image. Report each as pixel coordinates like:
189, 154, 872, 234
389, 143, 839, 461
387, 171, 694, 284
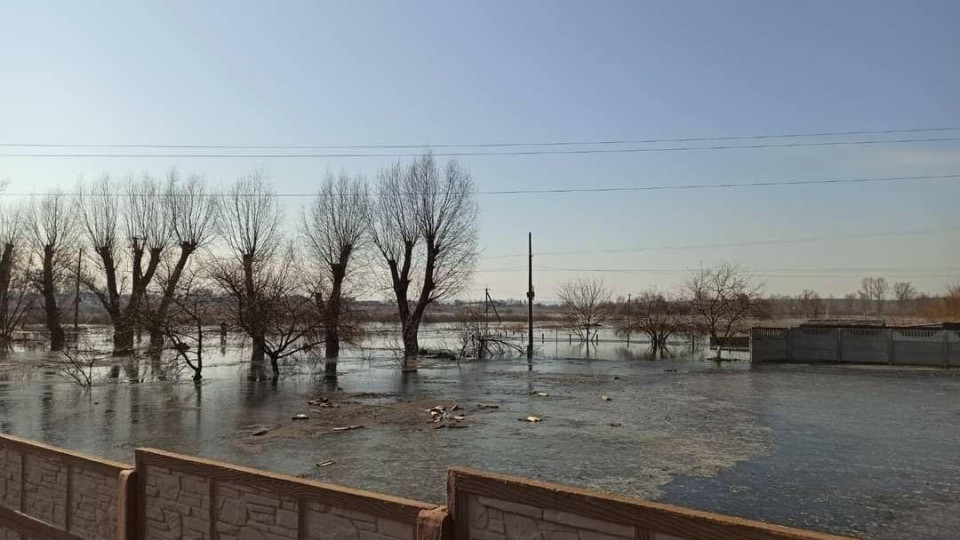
135, 448, 447, 540
0, 433, 136, 540
448, 467, 850, 540
0, 435, 855, 540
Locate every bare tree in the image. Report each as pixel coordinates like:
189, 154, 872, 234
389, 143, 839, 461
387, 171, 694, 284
371, 153, 479, 368
45, 346, 104, 388
0, 199, 33, 342
558, 277, 612, 356
153, 268, 219, 382
615, 290, 686, 358
893, 281, 916, 307
29, 190, 78, 350
797, 289, 825, 319
214, 171, 283, 380
685, 264, 761, 361
859, 277, 889, 314
147, 172, 218, 352
212, 248, 323, 380
77, 175, 171, 354
301, 172, 369, 378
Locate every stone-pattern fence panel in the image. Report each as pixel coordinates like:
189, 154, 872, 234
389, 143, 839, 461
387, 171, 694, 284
0, 433, 136, 540
136, 448, 449, 540
447, 468, 852, 540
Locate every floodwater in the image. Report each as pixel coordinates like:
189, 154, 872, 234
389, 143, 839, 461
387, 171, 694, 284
1, 326, 959, 540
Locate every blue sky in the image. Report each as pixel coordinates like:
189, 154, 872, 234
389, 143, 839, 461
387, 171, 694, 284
1, 1, 959, 301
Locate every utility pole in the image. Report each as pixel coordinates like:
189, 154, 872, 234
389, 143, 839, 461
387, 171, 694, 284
626, 293, 631, 346
73, 248, 82, 334
526, 232, 534, 362
483, 287, 489, 360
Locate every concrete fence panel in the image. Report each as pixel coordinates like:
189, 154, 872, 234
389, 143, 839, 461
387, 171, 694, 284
0, 433, 136, 540
790, 328, 837, 363
447, 467, 852, 540
947, 331, 960, 367
891, 329, 946, 367
750, 328, 787, 363
136, 448, 447, 540
839, 329, 890, 364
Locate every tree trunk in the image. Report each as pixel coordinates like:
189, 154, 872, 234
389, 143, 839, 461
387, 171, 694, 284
249, 333, 267, 381
322, 263, 345, 379
113, 318, 135, 356
401, 317, 421, 370
40, 246, 65, 351
269, 352, 280, 381
148, 244, 195, 353
324, 325, 339, 379
0, 244, 13, 339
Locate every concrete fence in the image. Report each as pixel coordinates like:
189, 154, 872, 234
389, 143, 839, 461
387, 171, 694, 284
752, 326, 960, 366
0, 434, 853, 540
0, 433, 136, 540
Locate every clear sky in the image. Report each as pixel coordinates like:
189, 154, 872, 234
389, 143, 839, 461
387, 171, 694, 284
1, 1, 959, 302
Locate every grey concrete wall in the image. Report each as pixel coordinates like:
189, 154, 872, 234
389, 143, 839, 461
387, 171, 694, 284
839, 329, 890, 364
751, 328, 788, 362
791, 328, 838, 363
949, 331, 960, 367
752, 326, 958, 367
891, 329, 944, 366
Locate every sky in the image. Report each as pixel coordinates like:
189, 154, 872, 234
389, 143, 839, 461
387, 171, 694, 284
1, 0, 959, 303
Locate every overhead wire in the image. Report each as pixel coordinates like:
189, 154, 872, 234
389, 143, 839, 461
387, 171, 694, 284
2, 136, 960, 159
2, 125, 958, 150
1, 173, 958, 197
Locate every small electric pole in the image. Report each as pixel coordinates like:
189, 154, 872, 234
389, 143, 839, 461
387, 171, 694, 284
73, 248, 82, 333
626, 293, 631, 346
526, 232, 534, 362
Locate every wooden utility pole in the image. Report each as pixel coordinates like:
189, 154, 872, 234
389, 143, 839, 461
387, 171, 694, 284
73, 248, 82, 333
526, 232, 534, 361
626, 293, 631, 346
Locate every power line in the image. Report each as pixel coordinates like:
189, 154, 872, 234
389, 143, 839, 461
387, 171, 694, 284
476, 266, 960, 274
2, 126, 958, 150
475, 173, 960, 194
2, 136, 959, 159
482, 225, 960, 259
2, 173, 958, 197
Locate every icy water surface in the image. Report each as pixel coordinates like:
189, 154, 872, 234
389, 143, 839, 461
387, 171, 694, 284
0, 330, 958, 539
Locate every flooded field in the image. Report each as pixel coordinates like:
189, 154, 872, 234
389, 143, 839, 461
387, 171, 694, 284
1, 327, 959, 539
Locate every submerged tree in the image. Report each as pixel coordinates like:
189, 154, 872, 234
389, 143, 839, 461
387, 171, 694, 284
214, 171, 283, 380
29, 190, 77, 350
212, 248, 323, 380
77, 176, 171, 354
301, 173, 369, 378
615, 290, 686, 358
153, 267, 219, 382
147, 173, 218, 353
371, 153, 479, 369
685, 263, 761, 361
0, 199, 32, 342
558, 277, 612, 356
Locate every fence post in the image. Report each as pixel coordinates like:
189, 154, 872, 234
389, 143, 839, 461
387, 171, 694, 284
944, 330, 950, 368
887, 330, 894, 365
785, 328, 793, 362
836, 328, 843, 364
